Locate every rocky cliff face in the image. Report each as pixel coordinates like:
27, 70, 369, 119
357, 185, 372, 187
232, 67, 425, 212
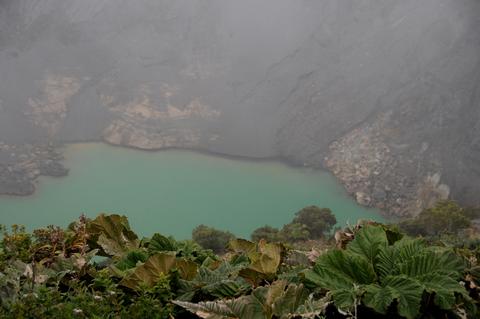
101, 83, 221, 150
0, 0, 479, 217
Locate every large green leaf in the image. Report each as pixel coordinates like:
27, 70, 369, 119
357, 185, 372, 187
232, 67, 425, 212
173, 296, 264, 319
115, 249, 148, 271
305, 249, 376, 290
175, 258, 199, 281
197, 261, 245, 283
303, 248, 377, 314
393, 238, 427, 261
375, 246, 467, 315
86, 214, 139, 257
177, 261, 250, 301
397, 251, 464, 278
119, 253, 176, 290
147, 233, 176, 254
271, 282, 309, 317
375, 246, 396, 280
228, 239, 258, 256
288, 295, 328, 319
230, 239, 284, 273
329, 286, 364, 313
232, 239, 285, 285
376, 238, 426, 279
363, 275, 423, 319
419, 272, 469, 310
203, 280, 251, 299
347, 225, 388, 265
250, 240, 284, 274
304, 225, 472, 318
174, 280, 309, 319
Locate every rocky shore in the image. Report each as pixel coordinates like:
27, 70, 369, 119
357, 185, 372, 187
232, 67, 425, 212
324, 112, 450, 217
0, 143, 68, 196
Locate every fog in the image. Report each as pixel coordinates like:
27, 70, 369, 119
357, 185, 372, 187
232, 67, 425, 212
0, 0, 479, 216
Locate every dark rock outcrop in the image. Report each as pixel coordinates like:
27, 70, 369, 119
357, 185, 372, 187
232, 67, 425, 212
0, 143, 67, 196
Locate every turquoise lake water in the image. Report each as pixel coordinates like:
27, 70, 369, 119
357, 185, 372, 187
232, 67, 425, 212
0, 143, 382, 239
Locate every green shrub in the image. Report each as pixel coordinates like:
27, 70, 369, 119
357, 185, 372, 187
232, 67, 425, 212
0, 212, 478, 318
400, 200, 472, 236
292, 206, 337, 239
192, 225, 235, 254
251, 225, 281, 242
280, 222, 311, 242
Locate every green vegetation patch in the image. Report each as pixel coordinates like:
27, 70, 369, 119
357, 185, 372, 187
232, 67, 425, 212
0, 204, 479, 318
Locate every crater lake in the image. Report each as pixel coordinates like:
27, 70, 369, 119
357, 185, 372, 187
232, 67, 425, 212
0, 143, 383, 238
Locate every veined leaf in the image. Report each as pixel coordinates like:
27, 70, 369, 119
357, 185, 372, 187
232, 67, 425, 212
376, 246, 396, 279
174, 280, 309, 319
234, 240, 285, 285
363, 275, 423, 319
347, 225, 388, 265
203, 280, 251, 299
147, 233, 176, 254
272, 282, 309, 317
329, 287, 363, 313
304, 225, 472, 318
419, 273, 469, 310
393, 238, 426, 261
175, 258, 198, 281
228, 239, 258, 256
177, 261, 249, 300
173, 297, 264, 319
288, 295, 329, 319
397, 251, 464, 278
119, 253, 176, 290
306, 249, 376, 290
115, 249, 148, 271
87, 214, 139, 257
376, 238, 426, 279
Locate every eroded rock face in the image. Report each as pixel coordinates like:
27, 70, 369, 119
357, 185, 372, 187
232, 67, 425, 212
0, 0, 479, 217
100, 83, 220, 150
104, 120, 202, 150
25, 74, 81, 137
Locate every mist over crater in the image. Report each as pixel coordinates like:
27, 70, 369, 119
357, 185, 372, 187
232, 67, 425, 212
1, 0, 479, 217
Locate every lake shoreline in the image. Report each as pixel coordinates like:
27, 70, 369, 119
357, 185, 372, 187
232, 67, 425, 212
0, 141, 389, 220
101, 141, 314, 169
0, 140, 314, 197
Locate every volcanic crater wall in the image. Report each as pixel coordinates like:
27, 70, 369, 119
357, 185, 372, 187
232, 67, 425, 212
0, 0, 479, 217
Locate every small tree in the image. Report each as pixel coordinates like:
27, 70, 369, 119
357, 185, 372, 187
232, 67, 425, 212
192, 225, 235, 254
280, 223, 310, 242
292, 206, 337, 239
251, 225, 281, 242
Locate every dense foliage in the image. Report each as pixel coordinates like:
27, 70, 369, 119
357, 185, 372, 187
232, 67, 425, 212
399, 200, 480, 237
0, 210, 479, 318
